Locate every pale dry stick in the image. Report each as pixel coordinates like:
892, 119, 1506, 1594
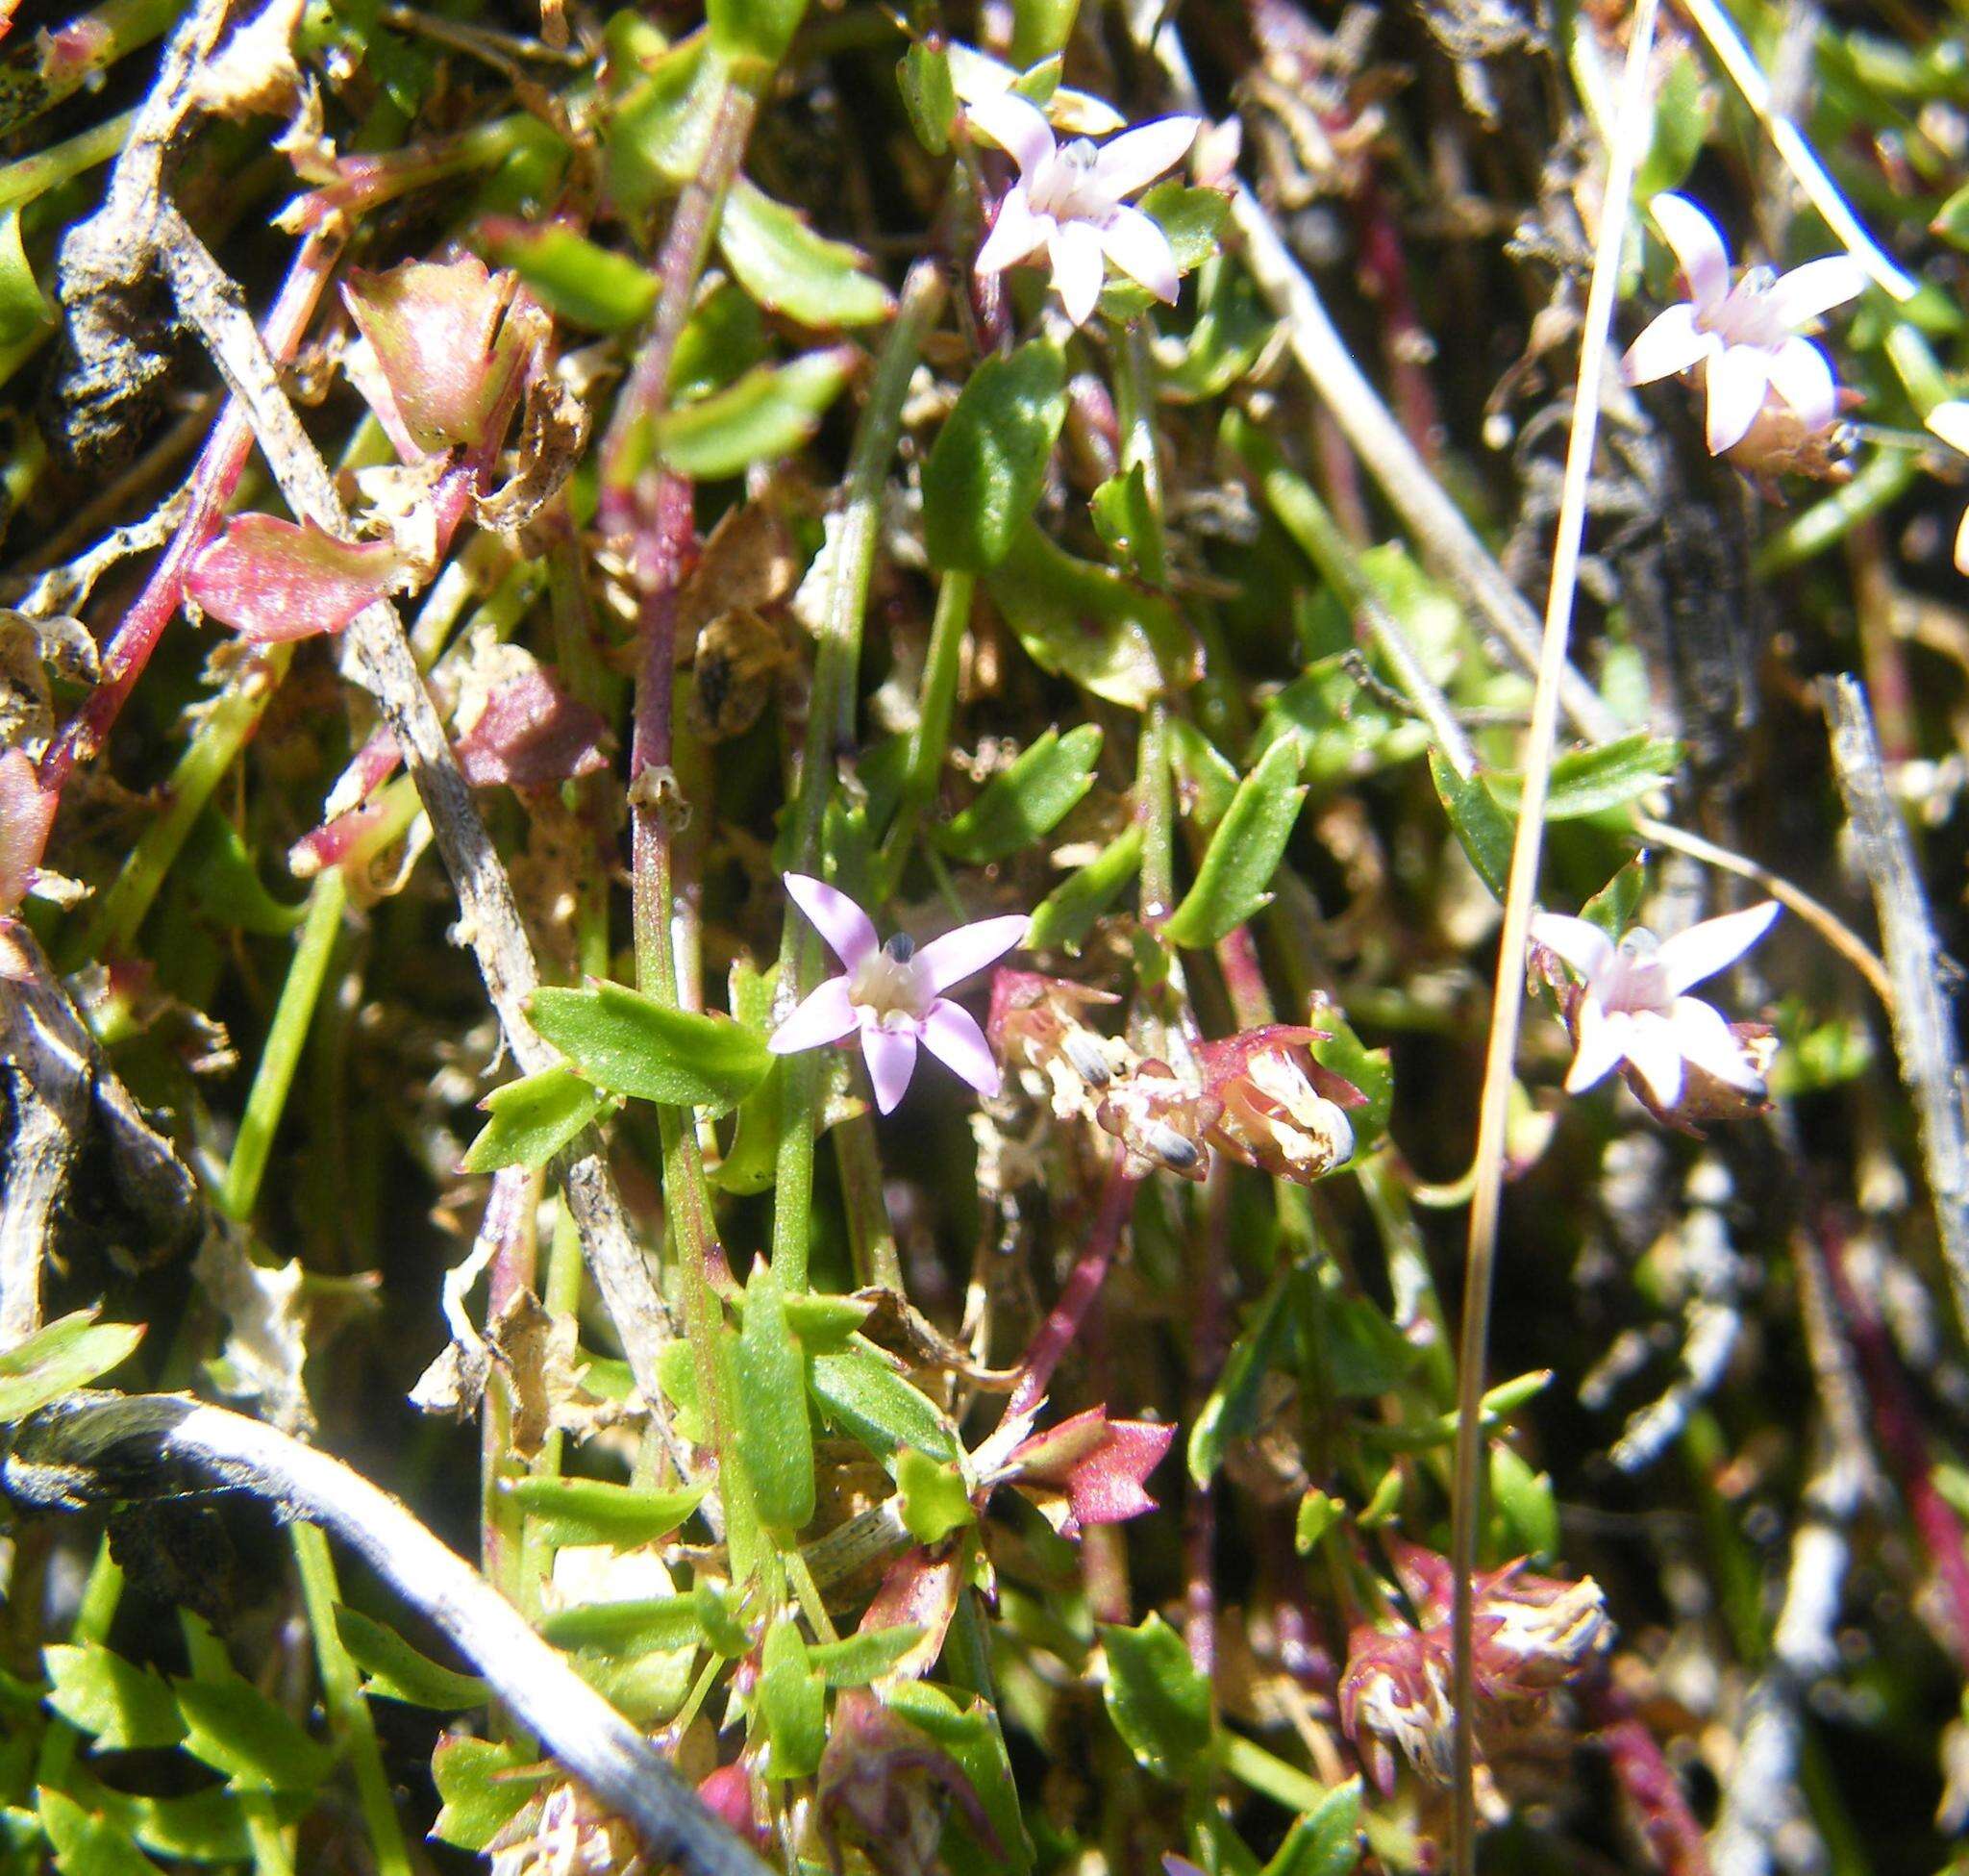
154, 217, 683, 1439
1445, 5, 1661, 1868
1676, 0, 1916, 303
1822, 676, 1969, 1351
1633, 813, 1892, 1007
2, 1395, 769, 1876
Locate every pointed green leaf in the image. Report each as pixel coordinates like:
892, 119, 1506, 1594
529, 981, 770, 1113
0, 211, 51, 348
1101, 1613, 1212, 1780
1580, 856, 1647, 938
1429, 746, 1513, 900
898, 41, 957, 153
174, 1678, 334, 1792
510, 1476, 709, 1550
431, 1735, 546, 1850
1169, 719, 1241, 829
759, 1620, 826, 1779
38, 1788, 167, 1876
937, 725, 1102, 863
482, 223, 658, 332
718, 178, 892, 328
1165, 737, 1307, 947
333, 1606, 488, 1710
810, 1341, 960, 1468
897, 1448, 975, 1543
538, 1585, 734, 1656
1261, 1778, 1362, 1876
1028, 823, 1143, 953
656, 347, 855, 480
735, 1261, 815, 1531
42, 1643, 184, 1752
463, 1063, 612, 1172
884, 1681, 1034, 1876
923, 340, 1067, 574
0, 1312, 144, 1423
1483, 732, 1682, 821
808, 1625, 927, 1687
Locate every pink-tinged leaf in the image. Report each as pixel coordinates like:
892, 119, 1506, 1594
289, 797, 395, 881
341, 256, 523, 454
0, 748, 57, 913
454, 667, 611, 789
859, 1546, 962, 1682
1006, 1405, 1175, 1532
187, 514, 408, 641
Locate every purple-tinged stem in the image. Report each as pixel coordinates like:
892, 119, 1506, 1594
1583, 1681, 1711, 1876
1009, 1164, 1140, 1419
1184, 1159, 1234, 1678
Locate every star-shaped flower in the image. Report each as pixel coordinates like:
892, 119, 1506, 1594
966, 91, 1198, 327
1622, 193, 1863, 457
1529, 901, 1780, 1112
769, 875, 1028, 1113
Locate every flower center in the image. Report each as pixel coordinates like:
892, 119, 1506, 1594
1033, 137, 1113, 223
1698, 265, 1785, 348
1600, 928, 1673, 1014
850, 933, 932, 1027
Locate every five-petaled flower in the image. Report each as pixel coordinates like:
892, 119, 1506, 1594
1622, 192, 1863, 457
770, 875, 1028, 1114
1530, 901, 1780, 1113
966, 91, 1198, 327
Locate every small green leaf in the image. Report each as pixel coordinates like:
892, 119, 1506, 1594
0, 210, 51, 348
1294, 1489, 1344, 1556
431, 1735, 546, 1850
1009, 0, 1079, 64
1188, 1276, 1288, 1486
182, 810, 308, 936
808, 1625, 927, 1687
38, 1788, 167, 1876
1096, 183, 1229, 320
333, 1607, 488, 1709
759, 1620, 826, 1780
509, 1476, 708, 1550
986, 520, 1198, 709
898, 40, 957, 153
923, 340, 1067, 574
530, 981, 770, 1113
1317, 1289, 1419, 1398
669, 280, 769, 401
1028, 824, 1143, 952
1489, 1443, 1558, 1563
782, 1291, 872, 1348
655, 1340, 710, 1445
0, 1312, 143, 1422
174, 1678, 334, 1792
1090, 463, 1159, 577
897, 1448, 975, 1543
1309, 1011, 1391, 1155
1256, 656, 1424, 788
883, 1682, 1034, 1876
604, 29, 721, 211
538, 1585, 732, 1656
1580, 856, 1647, 938
938, 725, 1102, 863
1169, 719, 1241, 829
463, 1064, 611, 1173
734, 1261, 815, 1532
483, 223, 658, 332
1101, 1613, 1212, 1780
718, 178, 892, 328
810, 1341, 960, 1467
1165, 738, 1307, 947
707, 0, 807, 67
1261, 1778, 1362, 1876
1429, 746, 1513, 900
1484, 732, 1682, 821
42, 1643, 183, 1751
1161, 256, 1275, 402
656, 347, 855, 480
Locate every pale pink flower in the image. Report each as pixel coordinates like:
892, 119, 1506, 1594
770, 875, 1028, 1114
1927, 400, 1969, 574
1530, 902, 1780, 1112
1623, 193, 1863, 457
966, 92, 1198, 327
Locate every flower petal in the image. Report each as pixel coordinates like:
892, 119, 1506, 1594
1657, 901, 1779, 995
1670, 996, 1763, 1090
767, 976, 859, 1055
1098, 204, 1180, 303
964, 90, 1056, 178
920, 999, 1002, 1096
1929, 399, 1969, 457
1763, 254, 1866, 331
917, 913, 1031, 993
1623, 1012, 1686, 1110
1530, 913, 1616, 983
1956, 503, 1969, 575
1621, 304, 1714, 387
1765, 336, 1837, 433
977, 188, 1051, 276
1089, 114, 1199, 199
1704, 345, 1771, 456
1049, 219, 1107, 327
1565, 1000, 1629, 1094
861, 1025, 920, 1114
1649, 193, 1732, 310
784, 872, 879, 971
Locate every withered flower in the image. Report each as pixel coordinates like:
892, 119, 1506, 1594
1195, 1024, 1361, 1184
1095, 1057, 1218, 1181
986, 967, 1127, 1121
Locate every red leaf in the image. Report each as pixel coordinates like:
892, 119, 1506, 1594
187, 514, 408, 641
0, 749, 57, 913
1005, 1405, 1175, 1532
454, 666, 611, 789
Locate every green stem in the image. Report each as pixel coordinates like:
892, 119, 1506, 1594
769, 263, 946, 1293
0, 0, 181, 141
878, 568, 974, 897
290, 1525, 412, 1876
1219, 1731, 1332, 1812
219, 872, 348, 1222
0, 107, 137, 213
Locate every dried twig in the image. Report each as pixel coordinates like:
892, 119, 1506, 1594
2, 1392, 769, 1876
1821, 675, 1969, 1349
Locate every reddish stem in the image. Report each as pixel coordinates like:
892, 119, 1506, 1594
1348, 176, 1440, 463
1009, 1164, 1139, 1419
1583, 1681, 1711, 1876
38, 228, 346, 794
1817, 1210, 1969, 1675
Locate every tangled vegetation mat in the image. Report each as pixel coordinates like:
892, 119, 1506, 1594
2, 0, 1968, 1870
